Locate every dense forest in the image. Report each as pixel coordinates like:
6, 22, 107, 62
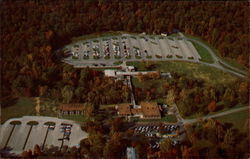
1, 0, 249, 103
134, 72, 248, 117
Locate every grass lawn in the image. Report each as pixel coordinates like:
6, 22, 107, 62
132, 77, 167, 97
191, 41, 213, 63
134, 114, 177, 123
161, 114, 178, 123
184, 103, 247, 120
71, 31, 122, 42
213, 109, 249, 130
127, 61, 240, 85
1, 97, 36, 123
183, 33, 247, 71
100, 104, 116, 110
60, 115, 87, 122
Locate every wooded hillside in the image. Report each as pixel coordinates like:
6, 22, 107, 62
1, 0, 249, 99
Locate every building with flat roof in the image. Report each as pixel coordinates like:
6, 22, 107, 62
126, 147, 139, 159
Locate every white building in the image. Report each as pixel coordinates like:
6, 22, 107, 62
126, 147, 138, 159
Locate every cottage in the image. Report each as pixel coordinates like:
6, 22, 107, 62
59, 104, 84, 115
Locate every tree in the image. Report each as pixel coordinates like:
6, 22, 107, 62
33, 144, 42, 156
88, 131, 105, 158
103, 132, 126, 159
208, 100, 217, 112
160, 138, 173, 153
166, 89, 175, 104
238, 81, 249, 104
110, 117, 124, 135
222, 129, 235, 148
21, 150, 32, 158
223, 88, 236, 107
61, 85, 73, 103
84, 103, 95, 121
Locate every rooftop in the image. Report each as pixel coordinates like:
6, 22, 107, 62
59, 103, 85, 111
140, 102, 161, 118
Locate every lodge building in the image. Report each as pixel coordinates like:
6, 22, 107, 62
116, 102, 162, 119
59, 103, 85, 115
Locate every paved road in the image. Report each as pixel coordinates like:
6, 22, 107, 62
182, 106, 250, 124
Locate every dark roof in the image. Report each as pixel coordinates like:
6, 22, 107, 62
59, 104, 84, 111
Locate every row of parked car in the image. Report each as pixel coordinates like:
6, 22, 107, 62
67, 37, 145, 59
133, 124, 180, 137
58, 123, 72, 141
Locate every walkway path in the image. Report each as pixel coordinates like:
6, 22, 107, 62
126, 76, 136, 107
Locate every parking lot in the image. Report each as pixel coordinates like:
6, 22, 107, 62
63, 33, 201, 67
131, 123, 184, 149
0, 116, 88, 155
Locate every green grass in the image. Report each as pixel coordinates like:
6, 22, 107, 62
191, 41, 213, 63
126, 55, 132, 59
183, 33, 247, 71
127, 61, 240, 85
113, 61, 123, 65
100, 104, 116, 110
1, 97, 36, 123
135, 55, 142, 59
71, 31, 122, 43
161, 114, 177, 123
132, 77, 167, 91
72, 56, 79, 60
133, 115, 177, 123
60, 115, 87, 122
104, 56, 110, 60
168, 33, 179, 37
214, 109, 249, 130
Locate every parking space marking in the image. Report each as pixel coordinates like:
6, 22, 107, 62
118, 36, 125, 59
174, 38, 188, 59
145, 35, 156, 58
186, 40, 201, 60
138, 37, 153, 58
8, 124, 28, 151
25, 124, 46, 151
136, 36, 146, 59
127, 37, 136, 59
45, 124, 63, 148
3, 124, 16, 148
155, 36, 165, 58
178, 40, 195, 59
148, 38, 163, 58
159, 38, 172, 57
167, 38, 183, 57
23, 124, 35, 150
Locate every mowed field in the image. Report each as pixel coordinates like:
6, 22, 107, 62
1, 97, 87, 123
127, 61, 240, 85
214, 109, 249, 131
182, 33, 248, 72
1, 97, 36, 124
